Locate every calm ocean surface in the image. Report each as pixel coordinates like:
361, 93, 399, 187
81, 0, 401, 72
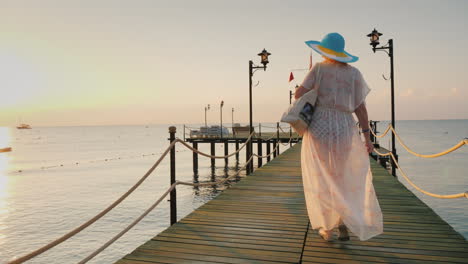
0, 120, 467, 263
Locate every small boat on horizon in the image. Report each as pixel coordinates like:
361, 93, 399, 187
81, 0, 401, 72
16, 124, 32, 129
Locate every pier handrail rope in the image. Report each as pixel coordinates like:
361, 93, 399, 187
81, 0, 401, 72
8, 131, 258, 264
373, 148, 468, 199
252, 135, 298, 158
370, 124, 392, 138
79, 155, 255, 263
261, 132, 279, 141
278, 126, 297, 146
370, 124, 468, 158
79, 127, 299, 262
7, 139, 178, 264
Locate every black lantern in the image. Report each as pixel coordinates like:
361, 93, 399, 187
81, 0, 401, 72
367, 28, 383, 50
247, 48, 271, 174
366, 28, 398, 177
258, 49, 271, 69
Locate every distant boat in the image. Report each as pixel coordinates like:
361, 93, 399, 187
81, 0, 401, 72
0, 147, 12, 153
16, 124, 32, 129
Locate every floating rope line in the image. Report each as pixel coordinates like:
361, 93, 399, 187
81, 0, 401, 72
13, 150, 192, 174
373, 148, 468, 199
7, 139, 178, 264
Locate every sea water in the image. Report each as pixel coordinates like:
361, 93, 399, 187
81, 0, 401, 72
0, 120, 467, 263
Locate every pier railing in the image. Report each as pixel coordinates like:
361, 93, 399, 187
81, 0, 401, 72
8, 126, 297, 264
370, 124, 468, 199
8, 122, 467, 264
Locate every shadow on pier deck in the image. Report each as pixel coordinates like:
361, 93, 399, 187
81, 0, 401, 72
117, 143, 468, 264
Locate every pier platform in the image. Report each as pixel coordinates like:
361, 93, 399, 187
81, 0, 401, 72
117, 143, 468, 264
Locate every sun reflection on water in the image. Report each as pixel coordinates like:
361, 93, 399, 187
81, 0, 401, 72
0, 127, 12, 249
0, 127, 12, 211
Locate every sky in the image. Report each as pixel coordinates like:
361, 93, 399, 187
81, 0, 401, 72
0, 0, 467, 126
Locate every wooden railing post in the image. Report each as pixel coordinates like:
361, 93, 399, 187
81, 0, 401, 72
210, 142, 215, 169
273, 139, 277, 158
193, 142, 198, 176
257, 138, 263, 167
169, 126, 177, 226
266, 140, 271, 162
276, 122, 280, 156
246, 140, 250, 175
224, 141, 229, 166
235, 140, 240, 161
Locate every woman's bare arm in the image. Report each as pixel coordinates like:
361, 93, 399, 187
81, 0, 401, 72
354, 103, 374, 153
294, 85, 309, 99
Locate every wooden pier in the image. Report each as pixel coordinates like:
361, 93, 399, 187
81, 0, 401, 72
117, 143, 468, 264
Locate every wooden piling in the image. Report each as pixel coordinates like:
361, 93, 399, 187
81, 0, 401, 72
266, 140, 271, 162
224, 141, 228, 166
210, 142, 215, 168
235, 141, 239, 161
192, 142, 198, 176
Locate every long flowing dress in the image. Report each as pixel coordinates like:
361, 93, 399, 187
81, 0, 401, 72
300, 62, 383, 241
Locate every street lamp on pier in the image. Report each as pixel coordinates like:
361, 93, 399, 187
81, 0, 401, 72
367, 28, 398, 177
220, 100, 224, 139
247, 49, 271, 174
231, 108, 234, 128
204, 104, 210, 127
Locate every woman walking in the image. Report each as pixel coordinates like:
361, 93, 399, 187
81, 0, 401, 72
294, 32, 383, 241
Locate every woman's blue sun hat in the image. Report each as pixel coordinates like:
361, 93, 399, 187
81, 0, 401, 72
305, 32, 358, 63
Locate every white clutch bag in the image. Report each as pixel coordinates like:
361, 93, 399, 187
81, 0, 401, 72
281, 64, 321, 136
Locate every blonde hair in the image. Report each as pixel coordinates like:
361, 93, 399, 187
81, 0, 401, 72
322, 56, 348, 66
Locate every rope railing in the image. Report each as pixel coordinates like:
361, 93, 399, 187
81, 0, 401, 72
261, 133, 278, 141
79, 155, 255, 263
252, 135, 298, 158
373, 148, 468, 199
7, 139, 178, 264
370, 124, 392, 138
177, 132, 255, 159
370, 124, 467, 158
8, 129, 286, 264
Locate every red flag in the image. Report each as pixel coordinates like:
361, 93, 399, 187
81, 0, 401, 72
289, 72, 294, 82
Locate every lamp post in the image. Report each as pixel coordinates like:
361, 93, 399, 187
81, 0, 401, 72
248, 48, 271, 174
231, 108, 234, 128
289, 86, 298, 143
367, 28, 398, 177
220, 100, 224, 139
289, 85, 299, 105
204, 104, 210, 127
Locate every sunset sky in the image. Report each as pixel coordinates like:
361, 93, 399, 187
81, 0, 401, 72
0, 0, 467, 126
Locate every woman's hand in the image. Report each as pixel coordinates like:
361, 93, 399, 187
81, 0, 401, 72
365, 138, 374, 153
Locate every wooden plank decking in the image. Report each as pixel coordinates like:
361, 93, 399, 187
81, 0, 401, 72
117, 143, 468, 264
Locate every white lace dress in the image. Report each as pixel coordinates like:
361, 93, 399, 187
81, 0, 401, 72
300, 62, 383, 241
